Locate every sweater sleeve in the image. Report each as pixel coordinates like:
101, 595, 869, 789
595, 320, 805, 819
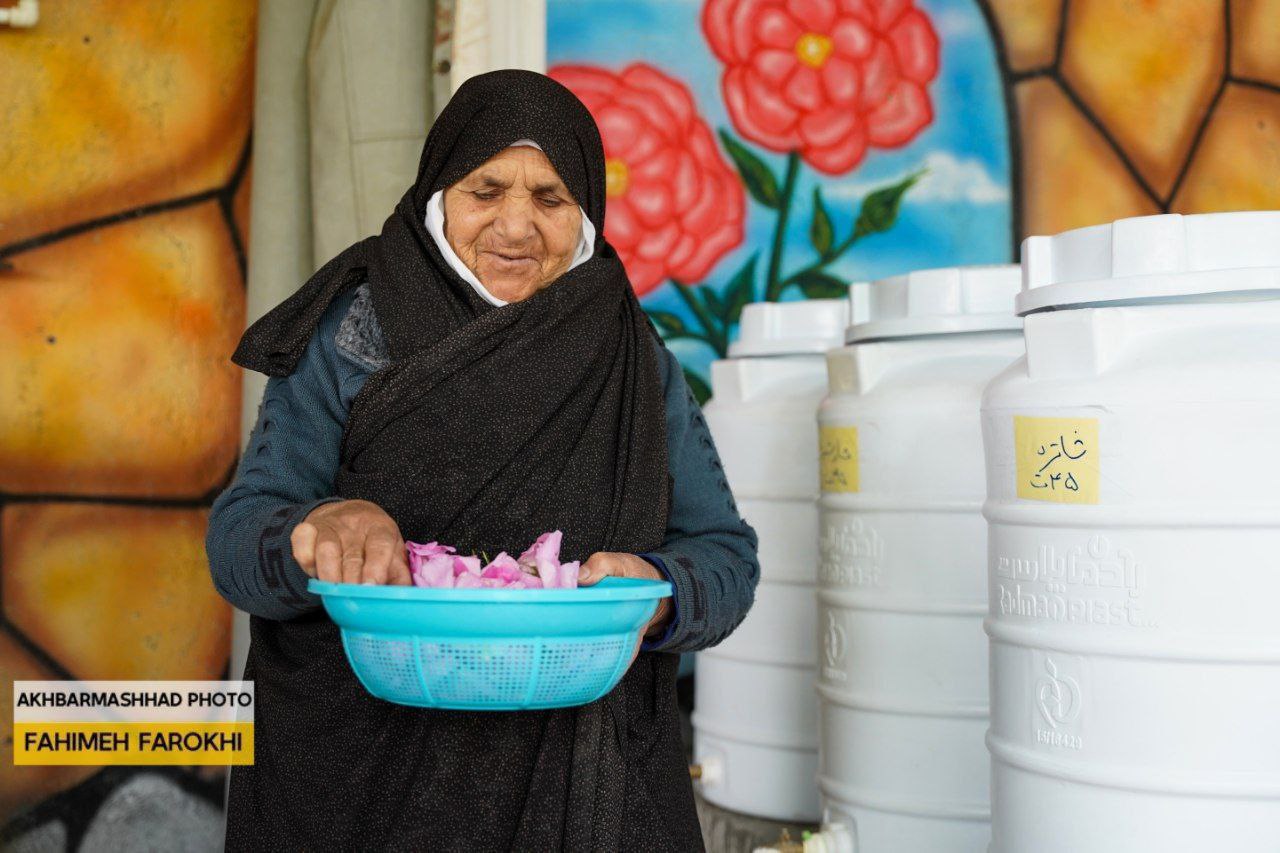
640, 346, 761, 653
205, 289, 367, 620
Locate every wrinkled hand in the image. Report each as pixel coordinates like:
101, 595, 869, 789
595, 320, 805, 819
579, 552, 673, 641
290, 499, 412, 586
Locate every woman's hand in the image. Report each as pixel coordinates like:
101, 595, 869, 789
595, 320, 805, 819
290, 499, 412, 586
579, 552, 673, 639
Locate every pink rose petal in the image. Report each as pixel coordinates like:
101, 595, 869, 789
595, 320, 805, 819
481, 562, 524, 584
518, 532, 557, 571
454, 572, 483, 589
411, 553, 455, 588
486, 551, 521, 571
558, 561, 581, 590
480, 552, 523, 583
530, 531, 565, 587
453, 555, 481, 577
406, 541, 455, 559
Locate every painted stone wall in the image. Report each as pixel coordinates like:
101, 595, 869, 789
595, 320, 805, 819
983, 0, 1280, 236
0, 2, 256, 847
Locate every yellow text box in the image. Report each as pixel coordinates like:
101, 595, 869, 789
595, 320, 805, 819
13, 721, 253, 765
819, 425, 859, 493
1015, 416, 1100, 504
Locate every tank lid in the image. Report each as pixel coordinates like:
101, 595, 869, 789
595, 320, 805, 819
846, 264, 1022, 343
728, 298, 848, 357
1019, 212, 1280, 315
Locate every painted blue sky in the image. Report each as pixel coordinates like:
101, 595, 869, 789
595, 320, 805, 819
548, 0, 1013, 375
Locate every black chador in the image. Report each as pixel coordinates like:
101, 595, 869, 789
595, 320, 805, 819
225, 70, 700, 851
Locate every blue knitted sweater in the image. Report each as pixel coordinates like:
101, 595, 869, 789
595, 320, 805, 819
205, 285, 759, 653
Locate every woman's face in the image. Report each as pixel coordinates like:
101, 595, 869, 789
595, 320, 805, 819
443, 146, 584, 302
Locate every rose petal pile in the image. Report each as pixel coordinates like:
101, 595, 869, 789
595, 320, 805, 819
406, 530, 581, 590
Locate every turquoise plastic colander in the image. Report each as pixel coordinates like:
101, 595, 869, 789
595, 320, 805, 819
308, 577, 672, 711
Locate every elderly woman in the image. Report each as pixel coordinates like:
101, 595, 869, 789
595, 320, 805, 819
206, 70, 758, 850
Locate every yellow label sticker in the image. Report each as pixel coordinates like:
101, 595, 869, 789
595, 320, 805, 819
1014, 416, 1100, 504
13, 722, 254, 765
819, 425, 859, 493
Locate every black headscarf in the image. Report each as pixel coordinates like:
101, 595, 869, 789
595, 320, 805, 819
234, 68, 611, 373
224, 70, 700, 851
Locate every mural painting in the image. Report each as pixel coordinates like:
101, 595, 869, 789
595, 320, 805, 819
551, 0, 1280, 396
0, 1, 256, 847
549, 0, 1013, 396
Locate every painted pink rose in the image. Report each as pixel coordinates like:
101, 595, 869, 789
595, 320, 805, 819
550, 63, 745, 294
702, 0, 940, 174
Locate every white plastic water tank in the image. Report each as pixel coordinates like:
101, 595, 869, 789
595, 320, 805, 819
695, 298, 848, 823
982, 212, 1280, 851
816, 265, 1024, 851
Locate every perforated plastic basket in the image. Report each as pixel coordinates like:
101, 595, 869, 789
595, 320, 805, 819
308, 577, 672, 711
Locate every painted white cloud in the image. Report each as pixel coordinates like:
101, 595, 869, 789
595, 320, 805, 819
826, 151, 1010, 205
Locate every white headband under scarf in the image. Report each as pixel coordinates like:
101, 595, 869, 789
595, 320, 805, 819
424, 138, 596, 307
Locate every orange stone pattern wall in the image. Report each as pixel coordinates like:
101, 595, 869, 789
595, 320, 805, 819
981, 0, 1280, 238
0, 0, 256, 844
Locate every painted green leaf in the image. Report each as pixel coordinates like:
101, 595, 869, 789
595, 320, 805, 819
683, 367, 713, 406
702, 287, 727, 320
793, 270, 847, 299
810, 186, 834, 258
854, 170, 924, 238
718, 129, 781, 209
723, 254, 758, 324
647, 310, 687, 337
